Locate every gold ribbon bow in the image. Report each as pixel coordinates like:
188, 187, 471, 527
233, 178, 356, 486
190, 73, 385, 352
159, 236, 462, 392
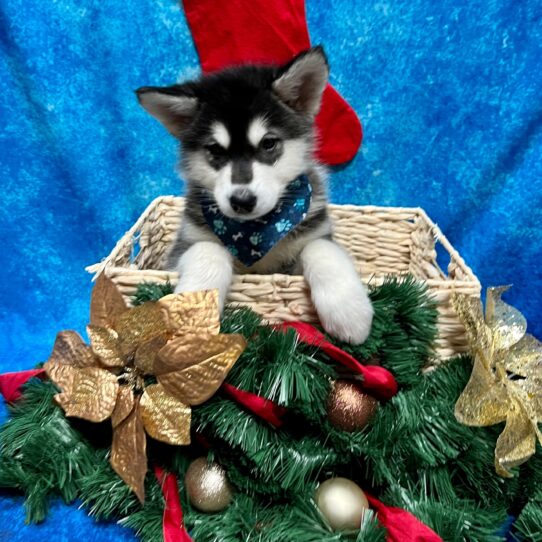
44, 274, 246, 502
452, 286, 542, 477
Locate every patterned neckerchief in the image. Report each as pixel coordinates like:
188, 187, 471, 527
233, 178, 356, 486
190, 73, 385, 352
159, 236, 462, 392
201, 175, 312, 267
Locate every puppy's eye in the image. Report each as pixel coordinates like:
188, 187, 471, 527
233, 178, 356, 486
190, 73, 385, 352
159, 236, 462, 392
260, 136, 281, 152
205, 143, 224, 158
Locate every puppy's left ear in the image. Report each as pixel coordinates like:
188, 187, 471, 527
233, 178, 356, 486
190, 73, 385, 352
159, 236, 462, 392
272, 46, 329, 117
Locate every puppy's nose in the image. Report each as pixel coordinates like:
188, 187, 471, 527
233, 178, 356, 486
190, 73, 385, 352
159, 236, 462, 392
230, 191, 257, 215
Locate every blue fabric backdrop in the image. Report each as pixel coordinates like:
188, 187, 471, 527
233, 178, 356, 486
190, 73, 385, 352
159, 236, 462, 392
0, 0, 540, 539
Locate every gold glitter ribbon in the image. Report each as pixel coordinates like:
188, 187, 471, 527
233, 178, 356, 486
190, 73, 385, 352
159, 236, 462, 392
44, 274, 246, 502
452, 286, 542, 477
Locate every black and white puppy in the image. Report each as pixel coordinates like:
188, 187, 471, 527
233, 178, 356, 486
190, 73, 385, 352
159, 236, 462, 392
136, 46, 373, 344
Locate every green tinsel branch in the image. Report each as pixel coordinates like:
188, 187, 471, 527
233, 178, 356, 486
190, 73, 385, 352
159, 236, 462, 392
132, 281, 174, 306
0, 381, 100, 522
512, 446, 542, 541
0, 276, 539, 542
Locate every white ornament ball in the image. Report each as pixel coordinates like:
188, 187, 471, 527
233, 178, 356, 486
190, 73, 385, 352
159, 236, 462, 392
184, 457, 233, 512
314, 477, 369, 530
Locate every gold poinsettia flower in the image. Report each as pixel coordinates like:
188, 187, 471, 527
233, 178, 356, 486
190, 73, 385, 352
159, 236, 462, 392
44, 274, 246, 502
452, 286, 542, 477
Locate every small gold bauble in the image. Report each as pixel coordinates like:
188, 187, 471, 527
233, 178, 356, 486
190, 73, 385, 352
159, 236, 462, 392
326, 380, 379, 432
184, 457, 233, 512
315, 477, 369, 531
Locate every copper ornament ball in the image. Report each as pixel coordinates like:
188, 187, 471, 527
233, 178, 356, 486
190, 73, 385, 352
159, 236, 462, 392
327, 380, 379, 432
315, 477, 369, 530
184, 457, 233, 512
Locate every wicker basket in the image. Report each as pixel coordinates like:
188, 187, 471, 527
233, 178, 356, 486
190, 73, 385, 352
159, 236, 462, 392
87, 196, 480, 360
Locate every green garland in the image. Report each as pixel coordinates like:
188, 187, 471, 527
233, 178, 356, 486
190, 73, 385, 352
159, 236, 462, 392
0, 277, 540, 541
512, 447, 542, 541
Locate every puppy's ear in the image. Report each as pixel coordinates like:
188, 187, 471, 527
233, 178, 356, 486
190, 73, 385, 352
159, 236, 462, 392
272, 46, 329, 117
136, 85, 198, 138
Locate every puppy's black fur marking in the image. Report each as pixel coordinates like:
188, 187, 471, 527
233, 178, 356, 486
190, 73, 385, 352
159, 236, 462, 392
231, 159, 253, 184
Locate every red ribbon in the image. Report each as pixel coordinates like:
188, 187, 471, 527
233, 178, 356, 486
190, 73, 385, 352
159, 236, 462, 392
277, 322, 398, 400
0, 364, 442, 542
154, 465, 193, 542
221, 382, 287, 427
0, 368, 45, 402
366, 494, 443, 542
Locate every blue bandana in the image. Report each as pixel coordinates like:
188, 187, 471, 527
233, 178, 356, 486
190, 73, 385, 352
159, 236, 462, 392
201, 175, 312, 267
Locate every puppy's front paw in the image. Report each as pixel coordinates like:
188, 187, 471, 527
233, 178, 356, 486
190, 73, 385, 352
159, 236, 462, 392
312, 282, 373, 345
172, 241, 234, 312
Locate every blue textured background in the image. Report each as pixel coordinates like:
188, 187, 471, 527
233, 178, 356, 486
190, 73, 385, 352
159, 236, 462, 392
0, 0, 540, 539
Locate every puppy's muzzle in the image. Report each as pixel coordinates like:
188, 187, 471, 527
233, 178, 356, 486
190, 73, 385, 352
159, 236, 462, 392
230, 189, 256, 215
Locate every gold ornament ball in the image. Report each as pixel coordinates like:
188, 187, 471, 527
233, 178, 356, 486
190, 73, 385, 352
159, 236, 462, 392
184, 457, 233, 512
327, 380, 379, 432
315, 477, 369, 531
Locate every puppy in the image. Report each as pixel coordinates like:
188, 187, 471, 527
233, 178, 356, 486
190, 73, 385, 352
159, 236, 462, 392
136, 46, 373, 344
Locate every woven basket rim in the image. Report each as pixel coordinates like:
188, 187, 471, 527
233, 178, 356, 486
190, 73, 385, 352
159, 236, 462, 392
86, 195, 480, 289
85, 195, 482, 361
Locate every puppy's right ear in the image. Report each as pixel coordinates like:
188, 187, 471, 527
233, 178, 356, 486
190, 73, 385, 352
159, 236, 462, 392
136, 86, 198, 138
272, 46, 329, 117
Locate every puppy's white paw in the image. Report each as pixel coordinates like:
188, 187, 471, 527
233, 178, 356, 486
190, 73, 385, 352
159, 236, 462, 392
312, 282, 374, 345
300, 238, 374, 344
172, 241, 233, 311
